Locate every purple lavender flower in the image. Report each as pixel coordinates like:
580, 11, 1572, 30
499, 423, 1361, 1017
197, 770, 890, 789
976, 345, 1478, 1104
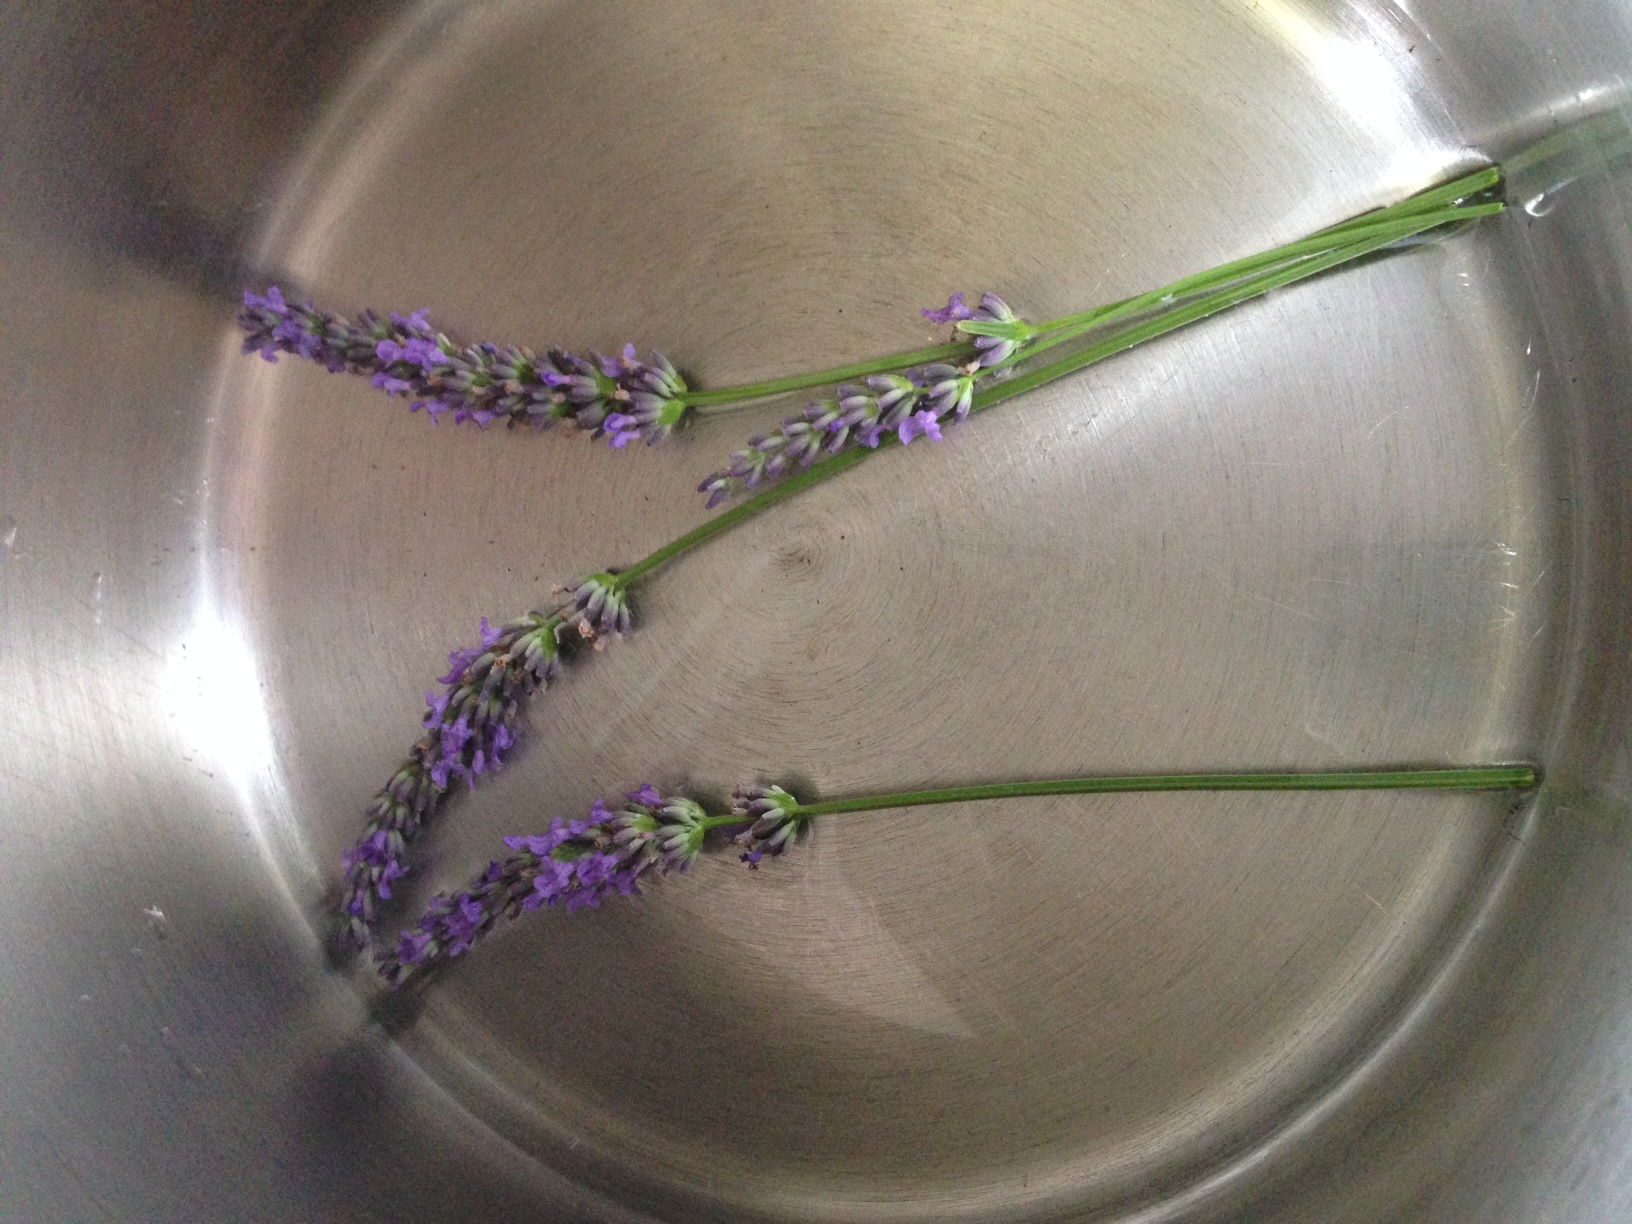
922, 292, 976, 325
376, 786, 714, 986
695, 372, 928, 504
696, 357, 981, 502
558, 573, 631, 647
914, 363, 978, 423
604, 350, 689, 448
839, 375, 921, 448
540, 349, 624, 432
693, 291, 1035, 505
338, 608, 566, 948
337, 567, 640, 950
238, 285, 644, 434
731, 784, 807, 866
924, 292, 1037, 367
898, 409, 944, 445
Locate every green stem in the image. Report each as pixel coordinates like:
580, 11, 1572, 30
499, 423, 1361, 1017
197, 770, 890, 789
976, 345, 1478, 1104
971, 203, 1502, 415
791, 766, 1537, 817
685, 340, 974, 411
1316, 165, 1501, 234
1021, 167, 1501, 336
613, 444, 875, 587
1011, 202, 1497, 367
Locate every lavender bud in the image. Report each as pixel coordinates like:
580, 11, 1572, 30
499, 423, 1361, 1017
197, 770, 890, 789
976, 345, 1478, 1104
559, 573, 632, 647
924, 291, 1037, 368
652, 797, 709, 870
730, 784, 807, 866
912, 363, 978, 423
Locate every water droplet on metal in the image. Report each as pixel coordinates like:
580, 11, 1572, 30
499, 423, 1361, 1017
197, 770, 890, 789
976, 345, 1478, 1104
143, 905, 170, 939
1522, 191, 1556, 218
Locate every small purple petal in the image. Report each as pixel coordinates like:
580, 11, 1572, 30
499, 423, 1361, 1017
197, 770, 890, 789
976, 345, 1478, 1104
377, 859, 407, 900
922, 292, 973, 325
391, 309, 433, 333
628, 784, 663, 808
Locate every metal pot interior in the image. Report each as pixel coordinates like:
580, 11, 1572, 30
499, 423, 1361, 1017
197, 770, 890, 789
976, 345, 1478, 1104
3, 2, 1631, 1220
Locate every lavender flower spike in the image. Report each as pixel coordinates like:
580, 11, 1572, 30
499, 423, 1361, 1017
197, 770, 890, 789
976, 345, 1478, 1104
377, 786, 713, 986
696, 293, 1033, 505
337, 609, 565, 949
238, 284, 650, 435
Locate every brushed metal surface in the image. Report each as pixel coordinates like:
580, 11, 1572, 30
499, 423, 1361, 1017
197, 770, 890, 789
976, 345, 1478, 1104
3, 2, 1632, 1221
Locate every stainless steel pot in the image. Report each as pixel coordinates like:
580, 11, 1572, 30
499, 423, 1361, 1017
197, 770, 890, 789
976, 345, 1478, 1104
5, 2, 1632, 1220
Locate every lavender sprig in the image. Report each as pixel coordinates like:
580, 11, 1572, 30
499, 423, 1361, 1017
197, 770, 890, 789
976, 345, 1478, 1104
378, 765, 1534, 986
377, 785, 719, 986
692, 178, 1500, 506
338, 572, 633, 949
244, 167, 1500, 467
242, 285, 939, 449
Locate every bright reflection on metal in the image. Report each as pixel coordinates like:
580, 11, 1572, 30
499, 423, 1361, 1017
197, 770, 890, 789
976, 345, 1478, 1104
164, 575, 320, 910
1249, 0, 1447, 193
163, 602, 278, 815
188, 340, 325, 906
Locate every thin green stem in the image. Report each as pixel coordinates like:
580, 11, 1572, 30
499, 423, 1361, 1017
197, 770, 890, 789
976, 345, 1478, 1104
613, 445, 875, 587
1030, 167, 1501, 336
685, 341, 974, 411
1314, 165, 1501, 235
791, 766, 1537, 817
1013, 203, 1497, 365
971, 203, 1503, 415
